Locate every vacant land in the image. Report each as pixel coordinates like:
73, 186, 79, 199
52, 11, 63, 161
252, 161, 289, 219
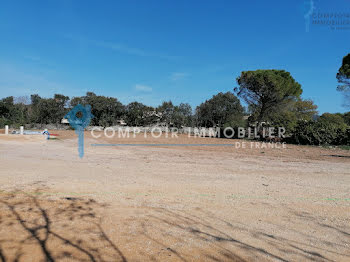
0, 130, 349, 261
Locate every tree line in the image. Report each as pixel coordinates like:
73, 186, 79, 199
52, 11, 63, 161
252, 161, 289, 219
0, 92, 193, 129
1, 53, 350, 146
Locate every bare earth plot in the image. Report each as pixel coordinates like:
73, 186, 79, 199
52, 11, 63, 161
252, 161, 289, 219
0, 131, 349, 262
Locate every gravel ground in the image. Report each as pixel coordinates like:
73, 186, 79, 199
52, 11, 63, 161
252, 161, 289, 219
0, 131, 349, 261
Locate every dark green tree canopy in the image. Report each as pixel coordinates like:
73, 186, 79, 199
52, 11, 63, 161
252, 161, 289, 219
235, 70, 302, 123
268, 98, 318, 133
342, 111, 350, 126
156, 101, 192, 127
337, 53, 350, 107
0, 96, 14, 120
293, 99, 318, 121
337, 53, 350, 86
70, 92, 124, 127
157, 101, 175, 126
292, 112, 349, 146
195, 92, 244, 128
0, 96, 31, 127
125, 102, 156, 126
172, 103, 192, 128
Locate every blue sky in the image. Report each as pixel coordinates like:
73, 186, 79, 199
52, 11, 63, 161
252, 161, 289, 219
0, 0, 349, 113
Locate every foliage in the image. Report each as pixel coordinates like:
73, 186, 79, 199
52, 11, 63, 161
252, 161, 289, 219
27, 94, 70, 125
70, 92, 124, 127
195, 92, 244, 128
0, 96, 30, 128
319, 113, 346, 126
157, 101, 192, 128
0, 97, 15, 125
337, 53, 350, 108
292, 113, 349, 145
1, 89, 347, 147
293, 99, 318, 121
235, 70, 302, 124
125, 102, 157, 126
268, 99, 318, 134
157, 101, 175, 126
339, 145, 350, 150
342, 112, 350, 125
0, 92, 194, 128
172, 103, 193, 128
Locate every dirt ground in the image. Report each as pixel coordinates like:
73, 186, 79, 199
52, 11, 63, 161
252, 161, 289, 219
0, 130, 349, 262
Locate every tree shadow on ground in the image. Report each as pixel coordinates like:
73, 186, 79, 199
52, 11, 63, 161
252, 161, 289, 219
133, 207, 349, 262
1, 189, 349, 262
0, 189, 127, 262
138, 208, 286, 261
0, 189, 249, 262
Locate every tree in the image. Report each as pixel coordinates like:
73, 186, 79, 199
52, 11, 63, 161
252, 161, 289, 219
337, 53, 350, 107
26, 94, 69, 125
29, 94, 42, 124
319, 113, 347, 127
42, 94, 70, 125
173, 103, 192, 127
196, 92, 244, 128
70, 92, 124, 127
156, 101, 193, 127
0, 97, 14, 120
157, 101, 175, 126
342, 112, 350, 126
69, 96, 84, 108
235, 70, 302, 125
293, 99, 318, 121
37, 99, 56, 124
168, 103, 192, 128
53, 94, 69, 123
0, 97, 14, 127
268, 98, 318, 133
13, 96, 30, 126
125, 102, 156, 126
125, 102, 146, 126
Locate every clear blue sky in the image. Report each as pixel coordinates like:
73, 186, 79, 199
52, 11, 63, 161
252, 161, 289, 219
0, 0, 349, 113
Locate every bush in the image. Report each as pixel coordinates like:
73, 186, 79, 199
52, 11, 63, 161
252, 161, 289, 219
338, 128, 350, 145
0, 118, 11, 129
292, 118, 349, 145
342, 112, 350, 126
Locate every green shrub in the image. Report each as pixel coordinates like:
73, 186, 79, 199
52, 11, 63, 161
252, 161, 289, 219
0, 118, 11, 129
342, 112, 350, 126
292, 118, 349, 145
338, 128, 350, 145
340, 145, 350, 150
